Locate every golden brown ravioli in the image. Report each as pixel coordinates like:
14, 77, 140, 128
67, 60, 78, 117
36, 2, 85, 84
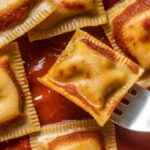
48, 131, 104, 150
38, 29, 143, 126
28, 0, 107, 41
0, 0, 36, 31
37, 0, 95, 29
0, 56, 24, 127
112, 0, 150, 69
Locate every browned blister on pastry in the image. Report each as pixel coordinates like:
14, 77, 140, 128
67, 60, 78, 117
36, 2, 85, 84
30, 120, 117, 150
38, 29, 144, 126
0, 56, 24, 127
105, 0, 150, 70
0, 0, 55, 48
0, 42, 40, 142
28, 0, 107, 41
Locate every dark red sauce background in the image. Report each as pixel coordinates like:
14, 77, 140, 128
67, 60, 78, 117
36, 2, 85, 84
0, 0, 150, 149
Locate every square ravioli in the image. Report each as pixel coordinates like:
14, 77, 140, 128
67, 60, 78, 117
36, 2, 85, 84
28, 0, 107, 41
0, 56, 24, 127
0, 43, 40, 142
106, 0, 150, 69
36, 0, 96, 29
30, 120, 117, 150
0, 0, 55, 48
38, 29, 143, 126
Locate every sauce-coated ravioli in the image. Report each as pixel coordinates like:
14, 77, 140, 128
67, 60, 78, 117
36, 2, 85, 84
47, 131, 104, 150
112, 0, 150, 69
0, 56, 24, 126
39, 30, 143, 126
38, 0, 95, 30
0, 0, 36, 31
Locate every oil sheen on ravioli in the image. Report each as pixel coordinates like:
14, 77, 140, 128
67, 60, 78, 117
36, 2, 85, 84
112, 0, 150, 69
0, 56, 23, 126
46, 131, 104, 150
39, 30, 143, 126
